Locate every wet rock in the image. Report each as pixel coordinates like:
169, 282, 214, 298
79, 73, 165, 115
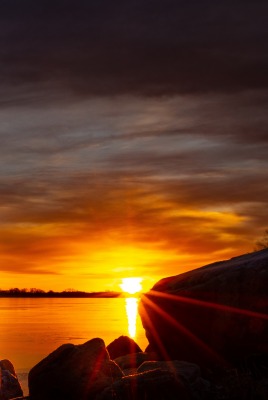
0, 359, 23, 400
106, 336, 142, 360
139, 249, 268, 368
28, 338, 123, 400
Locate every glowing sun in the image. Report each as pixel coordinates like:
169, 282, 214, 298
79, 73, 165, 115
120, 277, 143, 295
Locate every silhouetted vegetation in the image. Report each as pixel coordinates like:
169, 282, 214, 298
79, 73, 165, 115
255, 229, 268, 250
0, 288, 121, 298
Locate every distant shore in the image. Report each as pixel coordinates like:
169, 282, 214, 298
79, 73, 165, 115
0, 289, 122, 298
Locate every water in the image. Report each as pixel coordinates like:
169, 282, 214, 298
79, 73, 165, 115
0, 297, 148, 395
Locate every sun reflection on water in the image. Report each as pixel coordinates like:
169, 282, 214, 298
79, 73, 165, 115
125, 297, 139, 338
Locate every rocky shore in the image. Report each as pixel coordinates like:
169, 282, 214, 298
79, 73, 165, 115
1, 249, 268, 399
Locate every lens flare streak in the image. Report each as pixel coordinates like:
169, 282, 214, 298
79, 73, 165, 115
142, 294, 225, 365
148, 290, 268, 320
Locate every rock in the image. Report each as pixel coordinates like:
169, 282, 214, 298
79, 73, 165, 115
137, 360, 200, 382
98, 360, 211, 400
0, 360, 16, 377
106, 336, 142, 360
97, 368, 189, 400
28, 338, 123, 400
139, 249, 268, 368
114, 352, 155, 371
0, 359, 23, 400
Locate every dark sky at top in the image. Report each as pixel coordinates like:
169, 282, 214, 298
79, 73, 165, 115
1, 0, 268, 97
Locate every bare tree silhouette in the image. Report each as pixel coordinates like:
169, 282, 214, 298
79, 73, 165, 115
255, 229, 268, 250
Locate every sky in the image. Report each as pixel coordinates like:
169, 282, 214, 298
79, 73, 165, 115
0, 0, 268, 292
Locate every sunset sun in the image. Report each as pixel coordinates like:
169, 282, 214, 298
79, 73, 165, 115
120, 277, 143, 295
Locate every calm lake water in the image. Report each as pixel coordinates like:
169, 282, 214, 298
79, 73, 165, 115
0, 297, 148, 395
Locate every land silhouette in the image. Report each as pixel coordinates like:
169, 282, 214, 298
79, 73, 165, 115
0, 288, 121, 298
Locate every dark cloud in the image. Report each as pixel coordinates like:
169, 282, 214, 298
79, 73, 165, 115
1, 0, 268, 96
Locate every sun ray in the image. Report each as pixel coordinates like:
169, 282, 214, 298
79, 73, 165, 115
141, 294, 226, 366
138, 299, 170, 360
147, 290, 268, 320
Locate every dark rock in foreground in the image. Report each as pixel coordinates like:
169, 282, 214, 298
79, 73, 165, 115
0, 359, 23, 400
28, 338, 123, 400
106, 335, 142, 360
26, 333, 268, 399
97, 358, 212, 400
139, 249, 268, 368
99, 367, 193, 400
27, 337, 211, 400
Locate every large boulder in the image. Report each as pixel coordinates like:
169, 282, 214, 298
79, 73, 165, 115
0, 359, 23, 400
28, 338, 123, 400
139, 249, 268, 368
106, 336, 142, 360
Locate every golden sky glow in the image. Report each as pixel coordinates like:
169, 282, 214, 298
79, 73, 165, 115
1, 2, 268, 292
